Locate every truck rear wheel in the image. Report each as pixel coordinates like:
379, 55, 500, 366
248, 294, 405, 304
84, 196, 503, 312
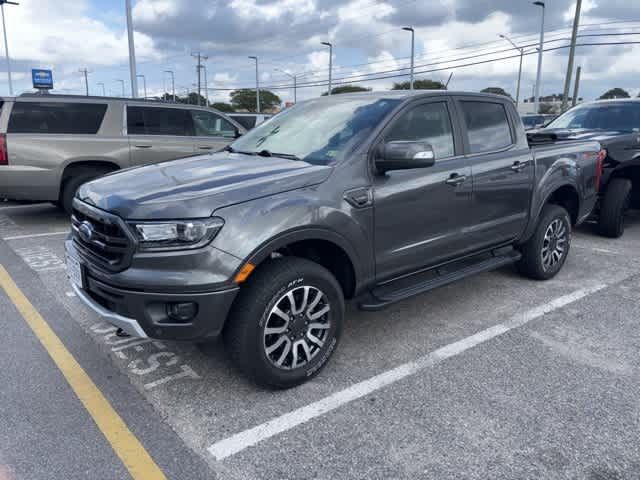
518, 204, 571, 280
597, 178, 632, 238
223, 257, 344, 389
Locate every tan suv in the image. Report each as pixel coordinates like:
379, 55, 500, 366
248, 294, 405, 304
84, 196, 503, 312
0, 94, 245, 213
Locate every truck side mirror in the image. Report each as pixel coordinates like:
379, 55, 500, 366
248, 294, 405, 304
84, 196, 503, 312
375, 141, 436, 174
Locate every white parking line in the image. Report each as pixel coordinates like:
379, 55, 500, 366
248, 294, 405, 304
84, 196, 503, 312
208, 281, 611, 461
0, 203, 47, 211
2, 231, 69, 241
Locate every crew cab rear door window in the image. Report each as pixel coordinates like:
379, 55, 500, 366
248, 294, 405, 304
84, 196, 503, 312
385, 101, 455, 159
459, 101, 513, 154
7, 102, 108, 134
191, 110, 236, 137
127, 106, 194, 136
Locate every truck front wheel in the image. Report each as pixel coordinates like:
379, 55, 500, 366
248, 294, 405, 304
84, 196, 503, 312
224, 257, 344, 389
597, 178, 632, 238
518, 204, 571, 280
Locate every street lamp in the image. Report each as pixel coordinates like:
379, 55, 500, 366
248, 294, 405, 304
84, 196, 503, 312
202, 65, 209, 106
402, 27, 415, 90
533, 1, 545, 114
499, 34, 524, 106
248, 56, 260, 113
164, 70, 175, 102
0, 0, 18, 96
321, 41, 333, 96
275, 68, 297, 104
97, 82, 106, 96
136, 74, 147, 99
125, 0, 138, 98
115, 79, 125, 97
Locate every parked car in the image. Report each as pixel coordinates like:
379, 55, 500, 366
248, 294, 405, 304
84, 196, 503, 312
66, 91, 602, 388
228, 112, 272, 130
0, 94, 246, 213
521, 114, 555, 130
534, 98, 640, 237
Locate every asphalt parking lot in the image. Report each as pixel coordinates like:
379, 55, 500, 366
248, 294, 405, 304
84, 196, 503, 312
1, 201, 639, 480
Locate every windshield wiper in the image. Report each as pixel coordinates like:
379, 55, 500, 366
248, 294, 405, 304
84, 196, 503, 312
224, 145, 258, 156
256, 150, 302, 161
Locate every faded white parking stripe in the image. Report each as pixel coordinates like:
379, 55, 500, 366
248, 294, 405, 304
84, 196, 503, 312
0, 203, 47, 211
208, 282, 611, 461
2, 231, 69, 241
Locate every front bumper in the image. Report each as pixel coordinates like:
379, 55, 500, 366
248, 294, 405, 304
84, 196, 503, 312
66, 240, 241, 341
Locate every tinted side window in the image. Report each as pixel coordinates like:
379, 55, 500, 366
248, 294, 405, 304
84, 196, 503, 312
460, 101, 513, 153
385, 102, 455, 159
191, 111, 236, 137
8, 102, 107, 134
127, 106, 193, 136
230, 115, 256, 130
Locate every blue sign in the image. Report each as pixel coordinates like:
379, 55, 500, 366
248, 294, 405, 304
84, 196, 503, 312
32, 69, 54, 89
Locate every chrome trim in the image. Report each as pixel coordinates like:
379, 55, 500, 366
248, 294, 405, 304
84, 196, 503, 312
71, 283, 148, 338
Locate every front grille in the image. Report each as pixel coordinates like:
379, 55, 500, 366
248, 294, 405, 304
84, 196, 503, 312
71, 200, 135, 272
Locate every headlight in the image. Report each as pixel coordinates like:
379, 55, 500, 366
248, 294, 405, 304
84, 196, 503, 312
131, 217, 224, 251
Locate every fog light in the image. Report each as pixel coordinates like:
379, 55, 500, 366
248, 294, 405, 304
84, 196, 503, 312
166, 302, 198, 323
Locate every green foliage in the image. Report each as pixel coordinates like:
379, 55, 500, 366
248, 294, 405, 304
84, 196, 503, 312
481, 87, 513, 99
539, 103, 556, 114
321, 85, 372, 96
230, 88, 281, 112
392, 79, 446, 90
210, 102, 235, 112
599, 88, 631, 100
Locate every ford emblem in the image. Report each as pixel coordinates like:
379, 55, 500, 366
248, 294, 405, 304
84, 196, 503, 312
78, 221, 94, 243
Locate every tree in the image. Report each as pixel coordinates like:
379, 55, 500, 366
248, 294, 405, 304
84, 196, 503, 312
392, 78, 446, 90
230, 88, 281, 112
481, 87, 512, 99
599, 88, 630, 100
321, 85, 371, 96
210, 102, 235, 112
539, 103, 556, 114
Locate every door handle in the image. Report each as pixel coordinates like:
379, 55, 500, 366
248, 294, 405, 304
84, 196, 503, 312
445, 173, 467, 186
134, 145, 152, 149
198, 146, 213, 150
511, 161, 528, 172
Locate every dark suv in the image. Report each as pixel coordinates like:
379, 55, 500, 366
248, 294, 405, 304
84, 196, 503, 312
66, 91, 602, 388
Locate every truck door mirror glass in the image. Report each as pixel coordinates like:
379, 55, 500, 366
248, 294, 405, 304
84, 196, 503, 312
376, 141, 435, 173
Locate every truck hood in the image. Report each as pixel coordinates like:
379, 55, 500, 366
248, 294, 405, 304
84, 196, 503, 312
77, 152, 332, 219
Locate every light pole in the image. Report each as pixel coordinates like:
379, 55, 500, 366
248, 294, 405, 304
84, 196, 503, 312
136, 74, 147, 99
533, 1, 545, 114
275, 68, 297, 104
0, 0, 18, 96
79, 68, 90, 96
321, 42, 333, 95
115, 79, 125, 97
499, 34, 524, 106
248, 56, 260, 113
125, 0, 138, 98
402, 27, 415, 90
202, 65, 209, 106
97, 82, 106, 96
164, 70, 175, 102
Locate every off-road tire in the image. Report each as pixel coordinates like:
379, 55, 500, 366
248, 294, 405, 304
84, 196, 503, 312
223, 257, 344, 389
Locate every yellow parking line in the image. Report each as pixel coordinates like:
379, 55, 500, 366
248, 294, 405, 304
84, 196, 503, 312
0, 265, 167, 480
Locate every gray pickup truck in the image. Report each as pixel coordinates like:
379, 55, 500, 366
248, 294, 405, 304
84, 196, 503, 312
0, 94, 245, 213
65, 91, 602, 388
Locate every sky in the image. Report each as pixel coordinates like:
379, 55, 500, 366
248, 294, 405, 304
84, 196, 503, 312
1, 0, 639, 104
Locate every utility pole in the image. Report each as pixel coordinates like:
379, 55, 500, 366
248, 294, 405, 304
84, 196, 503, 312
402, 27, 415, 90
275, 68, 297, 103
164, 70, 175, 102
561, 0, 582, 113
191, 52, 208, 106
97, 82, 106, 96
202, 65, 209, 106
533, 1, 545, 114
0, 0, 18, 96
79, 68, 90, 96
499, 34, 524, 106
321, 42, 333, 95
572, 66, 581, 108
125, 0, 138, 98
136, 74, 147, 99
248, 56, 260, 113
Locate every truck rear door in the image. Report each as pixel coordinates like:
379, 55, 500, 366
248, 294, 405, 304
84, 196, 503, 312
454, 97, 533, 247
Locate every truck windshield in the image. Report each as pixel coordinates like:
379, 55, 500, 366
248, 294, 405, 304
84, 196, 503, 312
229, 96, 402, 165
546, 102, 640, 132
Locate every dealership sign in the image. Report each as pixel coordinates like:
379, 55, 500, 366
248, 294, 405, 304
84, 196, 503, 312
32, 69, 54, 90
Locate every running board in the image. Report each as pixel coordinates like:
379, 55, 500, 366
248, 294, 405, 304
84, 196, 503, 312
359, 249, 522, 311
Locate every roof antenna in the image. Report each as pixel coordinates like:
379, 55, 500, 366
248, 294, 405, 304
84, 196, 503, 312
445, 72, 453, 89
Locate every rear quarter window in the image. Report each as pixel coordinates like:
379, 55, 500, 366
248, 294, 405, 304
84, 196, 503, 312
460, 101, 513, 154
230, 115, 256, 130
7, 102, 108, 134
